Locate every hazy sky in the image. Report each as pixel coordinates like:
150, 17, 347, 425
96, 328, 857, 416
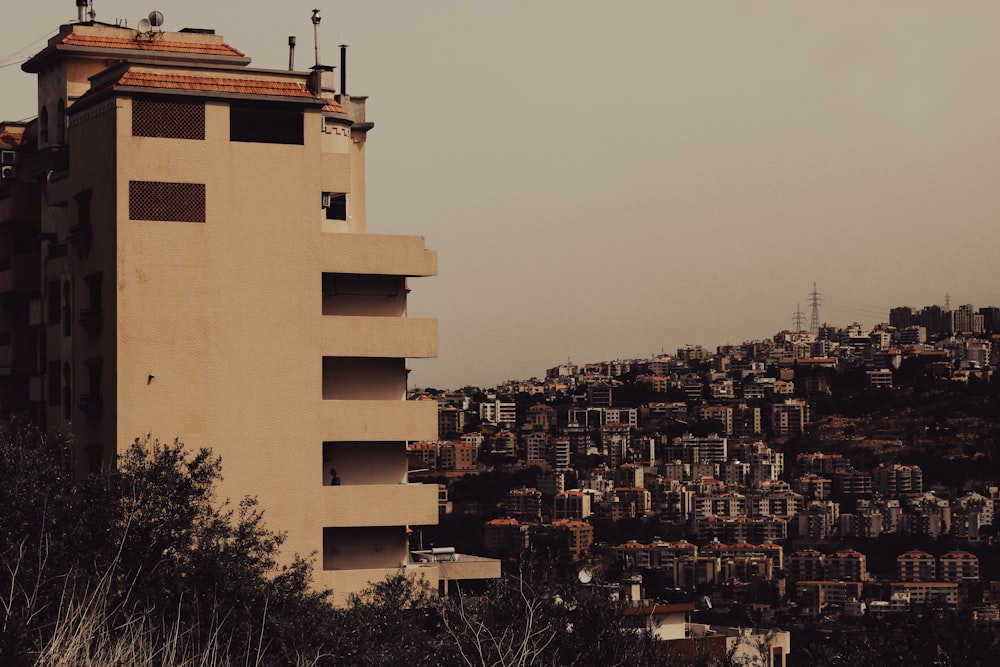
3, 2, 999, 389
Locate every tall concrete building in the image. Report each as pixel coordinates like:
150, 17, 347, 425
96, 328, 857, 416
0, 4, 497, 602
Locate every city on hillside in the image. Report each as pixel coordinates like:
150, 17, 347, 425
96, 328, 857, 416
409, 301, 1000, 637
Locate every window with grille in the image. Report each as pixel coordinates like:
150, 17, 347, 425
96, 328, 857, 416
129, 181, 206, 222
132, 98, 205, 140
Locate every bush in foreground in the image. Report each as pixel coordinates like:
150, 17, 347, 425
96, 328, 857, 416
0, 424, 335, 666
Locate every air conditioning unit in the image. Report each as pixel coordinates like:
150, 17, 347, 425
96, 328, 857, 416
0, 165, 16, 180
321, 192, 333, 208
0, 150, 17, 165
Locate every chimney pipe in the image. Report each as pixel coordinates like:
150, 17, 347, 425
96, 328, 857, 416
288, 36, 296, 71
339, 44, 348, 95
77, 0, 88, 23
311, 9, 322, 68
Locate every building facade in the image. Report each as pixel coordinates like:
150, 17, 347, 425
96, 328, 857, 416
0, 10, 497, 602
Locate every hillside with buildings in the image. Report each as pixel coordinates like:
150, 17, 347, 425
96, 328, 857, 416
412, 309, 1000, 642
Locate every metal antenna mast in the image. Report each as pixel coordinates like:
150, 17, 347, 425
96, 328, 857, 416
944, 293, 951, 310
792, 303, 805, 332
808, 282, 823, 336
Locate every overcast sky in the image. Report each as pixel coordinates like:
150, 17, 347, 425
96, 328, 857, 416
3, 1, 999, 389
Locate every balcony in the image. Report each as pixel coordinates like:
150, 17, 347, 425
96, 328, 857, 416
78, 394, 103, 419
321, 399, 437, 441
28, 374, 44, 402
321, 316, 436, 358
0, 329, 35, 375
79, 307, 103, 335
18, 145, 68, 178
0, 253, 41, 294
29, 298, 44, 326
321, 233, 437, 277
67, 224, 92, 256
0, 180, 40, 223
0, 332, 9, 375
320, 483, 438, 528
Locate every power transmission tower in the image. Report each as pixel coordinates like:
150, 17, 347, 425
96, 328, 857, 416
808, 282, 822, 336
792, 303, 805, 332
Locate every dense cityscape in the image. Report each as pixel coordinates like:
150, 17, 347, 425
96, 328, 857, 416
408, 301, 1000, 657
3, 3, 1000, 664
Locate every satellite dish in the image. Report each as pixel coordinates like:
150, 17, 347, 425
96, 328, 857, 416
137, 17, 151, 32
149, 11, 164, 27
577, 569, 593, 584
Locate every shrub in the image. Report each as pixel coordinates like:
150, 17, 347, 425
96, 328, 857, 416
0, 424, 335, 666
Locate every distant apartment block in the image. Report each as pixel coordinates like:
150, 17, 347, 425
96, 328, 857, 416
770, 399, 810, 437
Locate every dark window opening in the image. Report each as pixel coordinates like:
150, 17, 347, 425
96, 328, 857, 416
48, 360, 61, 406
133, 97, 206, 140
85, 444, 103, 475
62, 281, 71, 337
39, 106, 48, 145
47, 280, 61, 325
62, 362, 71, 421
80, 273, 103, 335
56, 99, 66, 145
79, 357, 103, 419
323, 193, 347, 220
129, 181, 206, 222
230, 103, 304, 145
38, 328, 46, 369
69, 191, 93, 255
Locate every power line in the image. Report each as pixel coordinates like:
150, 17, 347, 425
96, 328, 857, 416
0, 29, 56, 68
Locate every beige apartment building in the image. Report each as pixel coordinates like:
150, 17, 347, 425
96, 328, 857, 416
0, 6, 497, 602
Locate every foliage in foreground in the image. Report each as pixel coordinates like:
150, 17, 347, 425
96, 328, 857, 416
334, 559, 666, 667
795, 606, 1000, 667
0, 424, 335, 667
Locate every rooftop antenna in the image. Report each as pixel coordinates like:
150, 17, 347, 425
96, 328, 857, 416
288, 36, 296, 71
311, 9, 322, 68
137, 11, 163, 37
944, 293, 951, 310
339, 44, 348, 94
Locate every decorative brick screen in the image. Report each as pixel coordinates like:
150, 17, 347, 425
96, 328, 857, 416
129, 181, 206, 222
132, 98, 205, 139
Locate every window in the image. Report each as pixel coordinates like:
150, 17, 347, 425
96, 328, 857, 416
133, 97, 205, 139
230, 102, 304, 144
48, 360, 60, 406
62, 362, 71, 421
70, 190, 93, 255
56, 99, 66, 145
80, 273, 103, 334
39, 106, 48, 145
80, 358, 103, 418
47, 280, 61, 325
322, 192, 347, 220
129, 181, 206, 222
62, 281, 71, 337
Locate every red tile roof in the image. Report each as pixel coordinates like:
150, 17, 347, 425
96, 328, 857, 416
322, 98, 346, 114
117, 71, 314, 98
485, 518, 519, 526
62, 33, 245, 57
